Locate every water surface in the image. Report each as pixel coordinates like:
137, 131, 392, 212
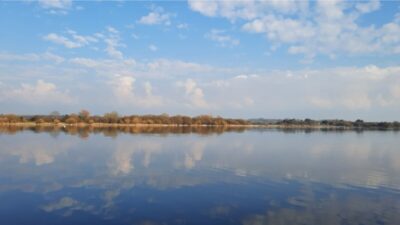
1, 128, 400, 225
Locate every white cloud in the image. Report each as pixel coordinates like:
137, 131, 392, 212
205, 29, 240, 47
44, 31, 97, 49
0, 52, 40, 61
234, 74, 259, 80
188, 1, 218, 17
142, 81, 156, 100
106, 26, 118, 34
44, 33, 81, 48
137, 6, 172, 25
177, 23, 189, 29
190, 0, 400, 60
38, 0, 71, 9
4, 48, 400, 119
104, 26, 124, 59
198, 64, 400, 117
356, 0, 381, 13
131, 33, 140, 39
105, 38, 123, 59
0, 52, 64, 63
70, 57, 223, 80
308, 97, 334, 109
42, 52, 65, 63
0, 80, 73, 104
178, 79, 208, 108
149, 44, 158, 52
292, 65, 400, 110
112, 75, 135, 100
66, 55, 400, 115
144, 59, 224, 78
188, 0, 307, 21
43, 27, 125, 59
110, 75, 163, 107
242, 15, 315, 43
70, 57, 136, 75
66, 29, 98, 44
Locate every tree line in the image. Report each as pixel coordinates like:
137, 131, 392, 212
1, 111, 399, 129
0, 110, 249, 126
272, 118, 400, 129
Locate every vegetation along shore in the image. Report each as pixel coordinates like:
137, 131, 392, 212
0, 110, 399, 130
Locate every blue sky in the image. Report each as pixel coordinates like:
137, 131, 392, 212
1, 0, 400, 120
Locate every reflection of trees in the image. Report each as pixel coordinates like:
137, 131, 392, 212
0, 125, 248, 138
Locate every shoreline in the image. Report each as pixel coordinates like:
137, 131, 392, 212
0, 122, 398, 130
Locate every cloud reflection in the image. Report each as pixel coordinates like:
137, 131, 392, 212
42, 197, 96, 217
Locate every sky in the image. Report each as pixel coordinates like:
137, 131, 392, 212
0, 0, 400, 121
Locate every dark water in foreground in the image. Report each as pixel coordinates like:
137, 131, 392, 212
1, 128, 400, 225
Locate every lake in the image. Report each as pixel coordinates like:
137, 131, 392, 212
1, 128, 400, 225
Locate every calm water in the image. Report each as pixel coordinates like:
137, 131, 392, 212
1, 128, 400, 225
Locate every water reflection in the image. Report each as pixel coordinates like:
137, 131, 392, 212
0, 129, 400, 224
0, 125, 248, 137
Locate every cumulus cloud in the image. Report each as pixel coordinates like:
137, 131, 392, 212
38, 0, 74, 15
0, 80, 73, 105
302, 65, 400, 110
188, 1, 219, 17
189, 0, 400, 60
178, 79, 208, 108
356, 0, 381, 13
188, 0, 308, 21
196, 64, 400, 119
138, 6, 172, 25
3, 51, 400, 119
104, 38, 123, 59
205, 29, 240, 47
44, 33, 81, 48
242, 15, 315, 43
110, 75, 162, 107
103, 26, 124, 59
112, 75, 135, 100
43, 27, 124, 59
44, 30, 97, 49
38, 0, 72, 9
